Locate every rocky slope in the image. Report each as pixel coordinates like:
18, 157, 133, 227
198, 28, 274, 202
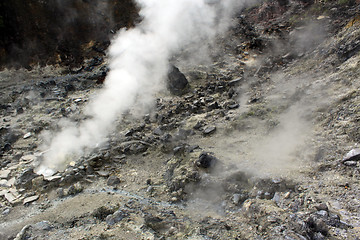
0, 1, 360, 239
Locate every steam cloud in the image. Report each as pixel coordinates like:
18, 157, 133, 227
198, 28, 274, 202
37, 0, 247, 176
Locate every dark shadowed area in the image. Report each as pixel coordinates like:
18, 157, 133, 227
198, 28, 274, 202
0, 0, 138, 69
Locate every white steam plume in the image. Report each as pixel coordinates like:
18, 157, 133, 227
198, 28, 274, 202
37, 0, 246, 176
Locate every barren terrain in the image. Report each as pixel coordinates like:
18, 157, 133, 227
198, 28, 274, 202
1, 1, 360, 239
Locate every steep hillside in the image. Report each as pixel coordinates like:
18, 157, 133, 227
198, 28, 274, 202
0, 1, 359, 239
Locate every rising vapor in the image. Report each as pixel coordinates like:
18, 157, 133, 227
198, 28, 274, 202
36, 0, 246, 176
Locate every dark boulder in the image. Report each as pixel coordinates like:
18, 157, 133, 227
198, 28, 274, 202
195, 152, 217, 169
167, 65, 189, 96
14, 168, 38, 189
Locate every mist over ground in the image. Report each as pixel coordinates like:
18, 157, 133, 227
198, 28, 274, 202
36, 0, 252, 175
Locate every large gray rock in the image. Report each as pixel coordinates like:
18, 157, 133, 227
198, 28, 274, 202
195, 152, 217, 169
167, 65, 189, 96
14, 168, 38, 189
342, 148, 360, 163
105, 209, 128, 225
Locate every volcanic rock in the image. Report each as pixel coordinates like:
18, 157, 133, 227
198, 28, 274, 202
4, 192, 20, 204
67, 183, 83, 196
233, 193, 248, 205
342, 148, 360, 163
23, 132, 32, 139
23, 195, 39, 205
228, 103, 240, 109
107, 176, 121, 186
144, 214, 164, 230
195, 152, 217, 169
203, 126, 216, 135
0, 169, 11, 179
0, 177, 15, 188
31, 176, 45, 190
56, 188, 65, 198
2, 208, 11, 216
15, 168, 38, 189
193, 121, 204, 130
96, 170, 110, 177
167, 65, 189, 96
153, 127, 164, 136
315, 203, 328, 211
92, 206, 116, 221
106, 209, 128, 225
33, 221, 52, 231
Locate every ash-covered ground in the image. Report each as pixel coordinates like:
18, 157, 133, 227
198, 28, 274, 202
1, 1, 360, 239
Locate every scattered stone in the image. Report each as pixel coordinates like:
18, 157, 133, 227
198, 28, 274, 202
124, 129, 134, 137
16, 107, 24, 115
228, 78, 242, 86
146, 186, 154, 193
305, 217, 328, 237
96, 170, 110, 177
264, 192, 272, 200
33, 221, 52, 231
228, 103, 240, 109
233, 194, 242, 204
187, 145, 200, 152
23, 195, 39, 205
31, 176, 45, 189
92, 206, 116, 221
106, 209, 128, 225
44, 175, 62, 182
343, 161, 357, 166
193, 121, 204, 130
20, 155, 36, 162
342, 148, 360, 163
56, 188, 65, 198
173, 146, 184, 155
284, 192, 291, 199
67, 182, 83, 195
64, 83, 76, 92
0, 179, 13, 188
195, 152, 217, 169
153, 127, 164, 136
272, 192, 281, 204
23, 132, 32, 139
168, 226, 177, 235
5, 192, 20, 204
203, 126, 216, 135
107, 176, 121, 186
315, 203, 328, 211
14, 225, 31, 240
15, 168, 38, 189
60, 173, 76, 185
144, 214, 164, 230
0, 169, 11, 179
2, 143, 12, 152
2, 208, 11, 215
208, 101, 220, 110
0, 179, 10, 188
